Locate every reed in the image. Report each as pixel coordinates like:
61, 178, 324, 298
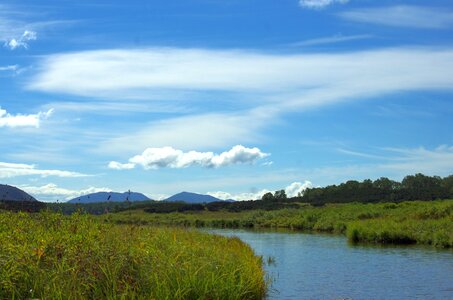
107, 200, 453, 248
0, 211, 266, 299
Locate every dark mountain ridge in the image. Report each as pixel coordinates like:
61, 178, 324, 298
165, 191, 225, 203
67, 191, 150, 203
0, 184, 37, 202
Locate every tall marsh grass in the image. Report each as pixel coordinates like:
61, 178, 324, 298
0, 211, 266, 299
108, 200, 453, 248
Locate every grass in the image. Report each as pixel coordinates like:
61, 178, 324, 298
0, 211, 266, 299
106, 200, 453, 248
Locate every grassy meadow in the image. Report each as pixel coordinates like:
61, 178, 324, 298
106, 200, 453, 248
0, 211, 266, 299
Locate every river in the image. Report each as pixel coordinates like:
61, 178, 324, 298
206, 229, 453, 300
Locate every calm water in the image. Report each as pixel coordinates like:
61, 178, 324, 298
206, 229, 453, 300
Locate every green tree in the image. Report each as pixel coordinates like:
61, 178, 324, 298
274, 190, 287, 202
261, 192, 274, 202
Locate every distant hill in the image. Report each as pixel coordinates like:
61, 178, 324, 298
68, 191, 150, 204
0, 184, 37, 202
165, 192, 226, 203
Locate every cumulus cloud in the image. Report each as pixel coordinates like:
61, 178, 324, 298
0, 161, 88, 178
109, 145, 269, 170
108, 161, 135, 170
299, 0, 349, 9
285, 181, 313, 197
339, 6, 453, 29
4, 30, 37, 50
20, 183, 111, 202
207, 180, 313, 201
0, 107, 53, 128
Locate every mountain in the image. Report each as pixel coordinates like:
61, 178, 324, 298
67, 191, 150, 203
165, 192, 224, 203
0, 184, 37, 202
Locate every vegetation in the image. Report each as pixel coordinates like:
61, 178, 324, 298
46, 198, 300, 215
0, 211, 266, 299
299, 173, 453, 205
46, 200, 157, 215
44, 173, 453, 216
0, 199, 45, 212
106, 200, 453, 248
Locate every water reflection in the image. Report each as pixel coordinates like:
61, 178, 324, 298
205, 228, 453, 300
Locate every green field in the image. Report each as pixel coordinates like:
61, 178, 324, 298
0, 211, 266, 299
107, 200, 453, 248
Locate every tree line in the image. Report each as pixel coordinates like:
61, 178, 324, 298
296, 173, 453, 205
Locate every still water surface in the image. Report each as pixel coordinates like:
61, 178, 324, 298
207, 229, 453, 300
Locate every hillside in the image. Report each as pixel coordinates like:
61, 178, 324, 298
68, 191, 150, 203
0, 184, 37, 202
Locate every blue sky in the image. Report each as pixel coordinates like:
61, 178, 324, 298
1, 0, 453, 202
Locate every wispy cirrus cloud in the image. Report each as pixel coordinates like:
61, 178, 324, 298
0, 107, 53, 128
291, 34, 371, 47
20, 183, 111, 202
0, 5, 38, 50
335, 145, 453, 178
0, 65, 18, 72
299, 0, 349, 10
109, 145, 269, 170
4, 30, 37, 50
339, 6, 453, 29
29, 47, 453, 105
0, 4, 74, 51
0, 161, 88, 178
380, 145, 453, 175
29, 47, 453, 155
99, 111, 270, 155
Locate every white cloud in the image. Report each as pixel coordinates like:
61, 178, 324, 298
291, 34, 371, 47
0, 65, 18, 72
4, 30, 37, 50
207, 180, 313, 201
41, 101, 185, 114
108, 161, 135, 170
205, 145, 453, 200
285, 181, 313, 197
0, 161, 88, 178
339, 6, 453, 29
99, 111, 269, 155
207, 190, 270, 201
148, 194, 169, 201
379, 145, 453, 175
0, 4, 72, 50
37, 47, 453, 155
109, 145, 269, 170
299, 0, 349, 10
28, 47, 453, 107
318, 145, 453, 183
0, 107, 53, 128
20, 183, 111, 202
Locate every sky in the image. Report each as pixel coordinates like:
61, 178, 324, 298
1, 0, 453, 202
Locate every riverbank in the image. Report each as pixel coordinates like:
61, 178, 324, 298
0, 211, 266, 299
107, 200, 453, 248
